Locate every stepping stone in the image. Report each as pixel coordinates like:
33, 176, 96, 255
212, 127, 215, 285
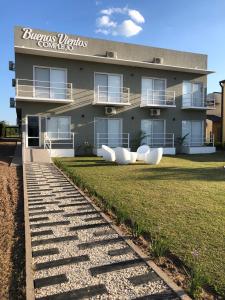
108, 246, 132, 257
35, 255, 89, 270
34, 274, 68, 289
36, 284, 107, 300
29, 201, 60, 206
90, 258, 144, 276
94, 229, 115, 237
64, 211, 98, 217
29, 206, 46, 211
31, 235, 78, 246
134, 290, 177, 300
32, 248, 59, 257
30, 221, 70, 229
69, 222, 109, 231
30, 216, 49, 222
128, 271, 160, 286
58, 203, 90, 208
31, 230, 53, 237
29, 210, 64, 216
84, 216, 103, 222
78, 237, 123, 249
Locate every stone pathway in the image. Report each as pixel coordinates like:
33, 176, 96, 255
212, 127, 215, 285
25, 163, 181, 300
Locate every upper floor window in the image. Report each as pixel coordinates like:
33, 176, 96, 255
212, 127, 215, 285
141, 78, 166, 105
34, 67, 67, 99
94, 73, 123, 104
182, 81, 204, 107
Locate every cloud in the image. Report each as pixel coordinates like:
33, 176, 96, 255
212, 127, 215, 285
113, 20, 143, 37
128, 9, 145, 24
97, 15, 117, 28
96, 6, 145, 37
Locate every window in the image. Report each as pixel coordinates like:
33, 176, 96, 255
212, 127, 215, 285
46, 116, 70, 139
183, 81, 204, 107
182, 120, 204, 146
141, 119, 165, 146
141, 78, 166, 104
95, 73, 122, 103
34, 67, 67, 99
95, 118, 123, 147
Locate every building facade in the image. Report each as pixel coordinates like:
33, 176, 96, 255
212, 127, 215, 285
206, 92, 222, 144
12, 26, 216, 157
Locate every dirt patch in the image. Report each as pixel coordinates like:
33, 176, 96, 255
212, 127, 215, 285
0, 142, 25, 299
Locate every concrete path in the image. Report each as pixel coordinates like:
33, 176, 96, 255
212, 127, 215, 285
25, 163, 186, 300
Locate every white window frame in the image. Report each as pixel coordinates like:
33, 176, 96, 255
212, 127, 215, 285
94, 117, 123, 147
182, 120, 204, 146
45, 116, 71, 140
182, 81, 205, 107
33, 66, 68, 99
26, 115, 41, 148
141, 119, 166, 146
94, 72, 123, 103
141, 76, 167, 101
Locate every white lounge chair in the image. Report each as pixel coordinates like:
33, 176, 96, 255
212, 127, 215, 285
137, 145, 150, 161
101, 145, 116, 162
145, 148, 163, 165
114, 147, 131, 164
130, 152, 137, 163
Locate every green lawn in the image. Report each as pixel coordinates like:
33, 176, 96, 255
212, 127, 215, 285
54, 153, 225, 296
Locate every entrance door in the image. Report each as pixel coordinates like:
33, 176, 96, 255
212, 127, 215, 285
27, 116, 40, 147
95, 118, 122, 148
141, 119, 165, 146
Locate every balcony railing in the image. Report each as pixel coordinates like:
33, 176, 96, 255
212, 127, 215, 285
93, 85, 130, 106
182, 135, 214, 147
141, 90, 176, 107
182, 93, 215, 109
16, 79, 73, 101
143, 133, 175, 148
44, 132, 74, 151
96, 133, 130, 149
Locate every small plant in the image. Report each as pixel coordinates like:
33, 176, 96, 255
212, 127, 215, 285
131, 221, 142, 237
77, 141, 93, 156
176, 133, 189, 146
186, 249, 205, 299
150, 234, 169, 258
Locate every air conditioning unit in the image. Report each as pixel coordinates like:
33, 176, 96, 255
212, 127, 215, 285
150, 108, 160, 116
105, 106, 117, 115
10, 97, 15, 108
9, 61, 15, 71
12, 79, 16, 87
106, 51, 117, 58
152, 57, 164, 64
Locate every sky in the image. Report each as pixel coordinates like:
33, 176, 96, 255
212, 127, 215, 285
1, 0, 225, 124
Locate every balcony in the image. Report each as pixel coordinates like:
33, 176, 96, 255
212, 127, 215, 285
143, 133, 175, 155
140, 90, 176, 108
15, 79, 73, 103
182, 135, 215, 154
96, 133, 130, 149
93, 85, 130, 106
182, 94, 215, 110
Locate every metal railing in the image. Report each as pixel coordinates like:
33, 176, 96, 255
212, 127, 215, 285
183, 134, 214, 147
94, 85, 130, 105
143, 133, 175, 148
96, 133, 130, 149
141, 90, 176, 107
182, 93, 215, 109
16, 79, 73, 100
44, 132, 75, 153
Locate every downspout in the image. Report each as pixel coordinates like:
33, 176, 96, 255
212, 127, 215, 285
219, 80, 225, 144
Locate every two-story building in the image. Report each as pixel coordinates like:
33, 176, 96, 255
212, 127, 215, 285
11, 26, 216, 158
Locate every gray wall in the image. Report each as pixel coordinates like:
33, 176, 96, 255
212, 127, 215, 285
16, 53, 207, 150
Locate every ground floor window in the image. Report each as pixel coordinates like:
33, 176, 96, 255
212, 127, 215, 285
95, 118, 124, 148
182, 120, 204, 146
46, 116, 71, 139
141, 119, 166, 146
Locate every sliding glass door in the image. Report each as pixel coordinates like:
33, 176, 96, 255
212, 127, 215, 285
95, 73, 122, 103
34, 67, 67, 99
182, 120, 204, 146
95, 118, 122, 148
141, 119, 165, 146
141, 78, 166, 105
183, 82, 203, 107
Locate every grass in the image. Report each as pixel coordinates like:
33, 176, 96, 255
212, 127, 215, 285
54, 153, 225, 297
